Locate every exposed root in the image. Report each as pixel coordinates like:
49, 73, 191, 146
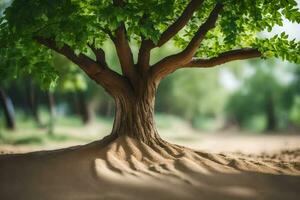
91, 135, 300, 186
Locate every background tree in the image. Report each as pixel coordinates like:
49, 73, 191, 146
0, 0, 299, 145
157, 68, 227, 130
25, 78, 42, 126
0, 86, 15, 130
226, 60, 300, 132
226, 62, 282, 131
283, 66, 300, 129
53, 54, 93, 124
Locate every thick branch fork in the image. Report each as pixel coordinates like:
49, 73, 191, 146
35, 37, 130, 95
137, 0, 204, 72
150, 2, 224, 81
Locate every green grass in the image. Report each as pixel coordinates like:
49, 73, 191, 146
155, 114, 184, 129
243, 115, 266, 133
0, 110, 274, 147
0, 129, 93, 146
192, 116, 217, 131
0, 113, 186, 146
0, 110, 99, 145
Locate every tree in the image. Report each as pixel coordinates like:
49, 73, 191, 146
26, 78, 42, 126
0, 0, 299, 145
226, 61, 284, 131
283, 66, 300, 129
226, 60, 300, 132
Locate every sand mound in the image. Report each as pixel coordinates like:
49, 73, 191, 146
0, 135, 299, 200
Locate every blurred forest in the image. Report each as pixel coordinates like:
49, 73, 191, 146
1, 41, 300, 135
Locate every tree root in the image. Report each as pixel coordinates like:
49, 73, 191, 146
91, 135, 300, 185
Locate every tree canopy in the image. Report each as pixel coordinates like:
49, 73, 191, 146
0, 0, 299, 90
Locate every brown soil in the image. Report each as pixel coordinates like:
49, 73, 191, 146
0, 135, 299, 200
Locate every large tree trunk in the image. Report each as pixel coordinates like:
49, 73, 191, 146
0, 89, 16, 130
110, 81, 161, 144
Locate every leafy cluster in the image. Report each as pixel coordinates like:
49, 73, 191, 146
175, 0, 300, 59
255, 33, 300, 63
0, 23, 57, 88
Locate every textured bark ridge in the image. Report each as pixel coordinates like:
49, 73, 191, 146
111, 79, 161, 144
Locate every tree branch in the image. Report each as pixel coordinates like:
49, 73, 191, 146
180, 3, 223, 62
35, 37, 129, 95
99, 27, 114, 40
112, 0, 135, 81
137, 0, 204, 72
113, 24, 135, 78
184, 48, 262, 68
157, 0, 204, 47
35, 37, 97, 70
88, 43, 108, 68
137, 39, 153, 73
150, 2, 223, 82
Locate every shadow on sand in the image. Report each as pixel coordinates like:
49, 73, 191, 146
0, 139, 299, 200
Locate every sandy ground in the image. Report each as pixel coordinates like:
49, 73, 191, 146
0, 132, 299, 200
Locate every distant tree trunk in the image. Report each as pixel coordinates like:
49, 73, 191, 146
220, 116, 240, 131
265, 93, 276, 131
106, 100, 113, 117
0, 88, 16, 130
27, 80, 42, 126
77, 91, 92, 124
97, 99, 113, 117
47, 91, 56, 135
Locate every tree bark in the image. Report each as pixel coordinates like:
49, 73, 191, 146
0, 88, 16, 130
110, 79, 161, 144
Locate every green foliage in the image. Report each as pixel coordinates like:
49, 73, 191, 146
255, 33, 300, 63
0, 0, 299, 89
0, 22, 57, 88
176, 0, 300, 59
